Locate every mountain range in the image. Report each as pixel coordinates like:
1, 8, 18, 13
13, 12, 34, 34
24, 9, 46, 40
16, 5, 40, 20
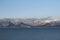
0, 18, 60, 28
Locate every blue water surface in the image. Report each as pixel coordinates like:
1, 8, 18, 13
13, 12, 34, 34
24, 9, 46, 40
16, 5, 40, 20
0, 27, 60, 40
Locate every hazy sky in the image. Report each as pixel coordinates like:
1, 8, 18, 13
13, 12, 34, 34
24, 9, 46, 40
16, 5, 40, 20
0, 0, 60, 18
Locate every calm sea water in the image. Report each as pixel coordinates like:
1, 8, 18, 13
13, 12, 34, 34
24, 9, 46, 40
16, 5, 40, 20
0, 27, 60, 40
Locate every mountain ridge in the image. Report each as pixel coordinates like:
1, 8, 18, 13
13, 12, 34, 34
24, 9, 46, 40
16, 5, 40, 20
0, 18, 60, 28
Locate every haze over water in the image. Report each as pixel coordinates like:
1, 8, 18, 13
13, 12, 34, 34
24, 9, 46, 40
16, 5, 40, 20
0, 0, 60, 40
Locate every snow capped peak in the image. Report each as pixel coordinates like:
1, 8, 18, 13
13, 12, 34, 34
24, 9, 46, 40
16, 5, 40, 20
44, 18, 60, 23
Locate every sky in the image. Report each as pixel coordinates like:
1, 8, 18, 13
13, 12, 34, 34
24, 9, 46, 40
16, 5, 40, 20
0, 0, 60, 18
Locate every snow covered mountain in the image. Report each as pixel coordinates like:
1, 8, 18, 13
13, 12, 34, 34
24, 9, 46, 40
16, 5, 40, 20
0, 18, 60, 28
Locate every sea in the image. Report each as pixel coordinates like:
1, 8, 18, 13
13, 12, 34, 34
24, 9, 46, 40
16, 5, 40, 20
0, 27, 60, 40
